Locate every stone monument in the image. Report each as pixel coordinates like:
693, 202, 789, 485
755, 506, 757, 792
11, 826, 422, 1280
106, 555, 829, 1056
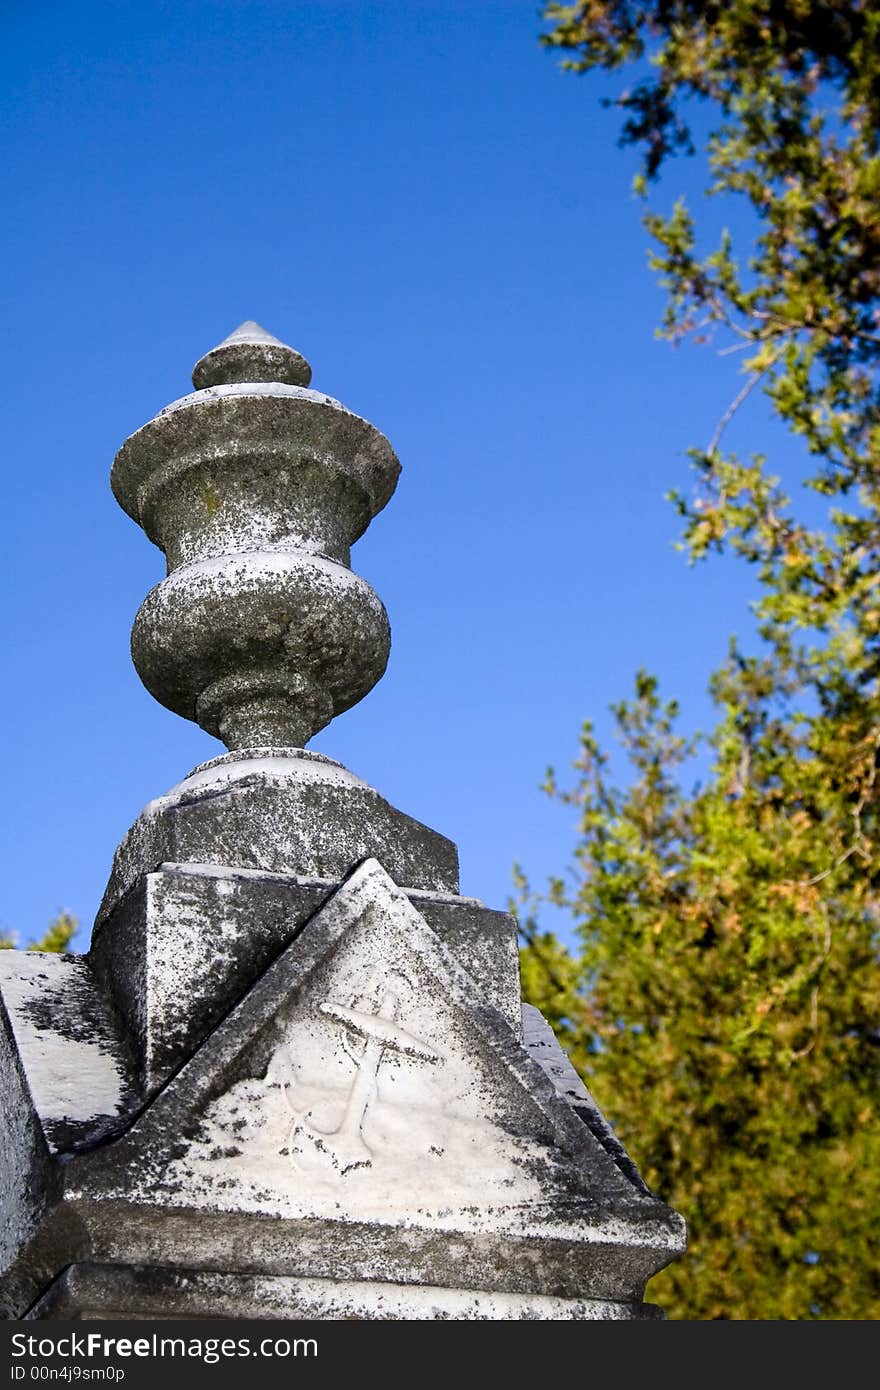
0, 322, 685, 1319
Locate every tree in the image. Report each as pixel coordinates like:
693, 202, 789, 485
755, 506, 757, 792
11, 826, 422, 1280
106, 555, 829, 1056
0, 912, 77, 954
516, 2, 880, 1319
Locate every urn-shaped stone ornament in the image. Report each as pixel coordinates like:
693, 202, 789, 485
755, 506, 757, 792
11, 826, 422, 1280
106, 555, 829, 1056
110, 321, 400, 749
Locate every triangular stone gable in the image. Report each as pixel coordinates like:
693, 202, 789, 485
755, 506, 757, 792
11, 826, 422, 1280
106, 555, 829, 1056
72, 860, 658, 1239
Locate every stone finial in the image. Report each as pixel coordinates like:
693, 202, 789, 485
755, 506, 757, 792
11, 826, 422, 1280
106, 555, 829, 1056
192, 320, 312, 389
111, 323, 400, 750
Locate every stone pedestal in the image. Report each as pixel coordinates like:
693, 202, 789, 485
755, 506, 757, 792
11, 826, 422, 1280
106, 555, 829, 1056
0, 323, 684, 1319
0, 860, 683, 1321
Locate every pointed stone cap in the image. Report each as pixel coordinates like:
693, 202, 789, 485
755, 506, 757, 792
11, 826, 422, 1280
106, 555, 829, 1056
192, 320, 312, 389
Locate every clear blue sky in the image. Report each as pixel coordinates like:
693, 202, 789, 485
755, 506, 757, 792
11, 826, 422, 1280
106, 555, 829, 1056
2, 2, 795, 951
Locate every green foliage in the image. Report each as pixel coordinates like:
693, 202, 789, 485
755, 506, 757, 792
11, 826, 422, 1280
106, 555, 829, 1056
515, 678, 880, 1318
516, 2, 880, 1318
0, 912, 77, 953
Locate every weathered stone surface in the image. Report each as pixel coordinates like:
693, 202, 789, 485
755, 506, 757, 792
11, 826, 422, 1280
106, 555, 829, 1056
0, 953, 134, 1151
522, 1004, 649, 1195
113, 386, 398, 568
28, 1265, 666, 1320
133, 552, 390, 749
96, 748, 460, 928
0, 1002, 58, 1320
111, 322, 400, 749
191, 320, 313, 390
90, 861, 517, 1094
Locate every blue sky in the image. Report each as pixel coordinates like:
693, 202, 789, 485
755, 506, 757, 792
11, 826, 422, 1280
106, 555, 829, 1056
2, 2, 800, 950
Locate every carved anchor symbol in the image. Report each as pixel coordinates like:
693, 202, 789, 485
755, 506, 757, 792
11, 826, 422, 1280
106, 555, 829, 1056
284, 978, 444, 1174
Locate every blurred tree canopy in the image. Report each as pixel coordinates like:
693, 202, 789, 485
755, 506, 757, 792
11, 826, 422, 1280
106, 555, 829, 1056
0, 912, 77, 954
516, 1, 880, 1319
